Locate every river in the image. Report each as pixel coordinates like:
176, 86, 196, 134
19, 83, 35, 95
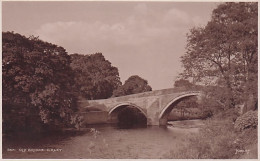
3, 120, 204, 159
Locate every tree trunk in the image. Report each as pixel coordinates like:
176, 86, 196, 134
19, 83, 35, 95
242, 68, 257, 113
224, 75, 235, 109
242, 93, 254, 113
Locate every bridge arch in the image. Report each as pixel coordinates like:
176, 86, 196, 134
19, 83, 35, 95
108, 102, 147, 125
158, 92, 201, 125
108, 102, 147, 117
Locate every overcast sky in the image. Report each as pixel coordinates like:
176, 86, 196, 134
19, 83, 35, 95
3, 1, 219, 90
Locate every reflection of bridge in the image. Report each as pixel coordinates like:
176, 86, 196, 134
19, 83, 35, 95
78, 88, 203, 126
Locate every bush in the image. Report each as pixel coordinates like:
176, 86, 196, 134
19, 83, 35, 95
213, 108, 240, 122
234, 110, 258, 131
70, 114, 84, 130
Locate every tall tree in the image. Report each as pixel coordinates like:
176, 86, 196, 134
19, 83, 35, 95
113, 75, 152, 97
70, 53, 121, 100
180, 2, 257, 111
2, 32, 77, 133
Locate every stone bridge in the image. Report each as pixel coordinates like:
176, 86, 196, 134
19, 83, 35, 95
78, 88, 203, 126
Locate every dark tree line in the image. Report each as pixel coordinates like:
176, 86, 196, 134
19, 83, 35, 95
2, 31, 153, 134
3, 32, 77, 133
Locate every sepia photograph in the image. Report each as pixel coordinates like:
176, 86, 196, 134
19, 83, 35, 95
2, 0, 258, 159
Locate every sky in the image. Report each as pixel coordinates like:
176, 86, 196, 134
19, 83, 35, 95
2, 1, 219, 90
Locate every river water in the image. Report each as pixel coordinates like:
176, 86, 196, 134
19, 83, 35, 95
3, 120, 204, 159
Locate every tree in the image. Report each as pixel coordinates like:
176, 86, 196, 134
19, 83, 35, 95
70, 53, 121, 100
113, 75, 152, 97
180, 2, 257, 111
174, 79, 193, 88
2, 32, 77, 133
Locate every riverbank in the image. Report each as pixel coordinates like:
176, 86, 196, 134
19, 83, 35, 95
165, 118, 258, 159
168, 119, 205, 128
167, 119, 205, 133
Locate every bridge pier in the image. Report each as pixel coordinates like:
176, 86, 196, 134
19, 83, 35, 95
107, 114, 118, 124
146, 117, 167, 126
159, 118, 167, 126
147, 117, 159, 126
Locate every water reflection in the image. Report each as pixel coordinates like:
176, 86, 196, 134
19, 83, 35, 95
3, 120, 203, 159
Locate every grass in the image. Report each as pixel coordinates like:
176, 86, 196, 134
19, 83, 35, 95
166, 117, 258, 159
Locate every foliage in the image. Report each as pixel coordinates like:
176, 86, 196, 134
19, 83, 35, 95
167, 119, 257, 159
168, 108, 212, 121
70, 114, 84, 130
2, 31, 77, 133
213, 108, 240, 123
174, 79, 193, 88
171, 79, 214, 120
175, 97, 198, 109
113, 75, 152, 97
70, 53, 121, 100
180, 2, 258, 110
234, 110, 258, 131
201, 86, 233, 111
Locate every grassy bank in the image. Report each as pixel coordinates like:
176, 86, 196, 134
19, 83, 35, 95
165, 115, 258, 159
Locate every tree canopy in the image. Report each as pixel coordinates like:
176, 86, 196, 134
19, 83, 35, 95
174, 79, 193, 88
113, 75, 152, 97
2, 32, 77, 133
180, 2, 257, 111
70, 53, 121, 100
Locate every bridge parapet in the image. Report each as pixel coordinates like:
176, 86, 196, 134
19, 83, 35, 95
81, 87, 201, 102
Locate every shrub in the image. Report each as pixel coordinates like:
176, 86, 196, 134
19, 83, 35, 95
213, 108, 240, 122
234, 110, 258, 131
70, 114, 84, 129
